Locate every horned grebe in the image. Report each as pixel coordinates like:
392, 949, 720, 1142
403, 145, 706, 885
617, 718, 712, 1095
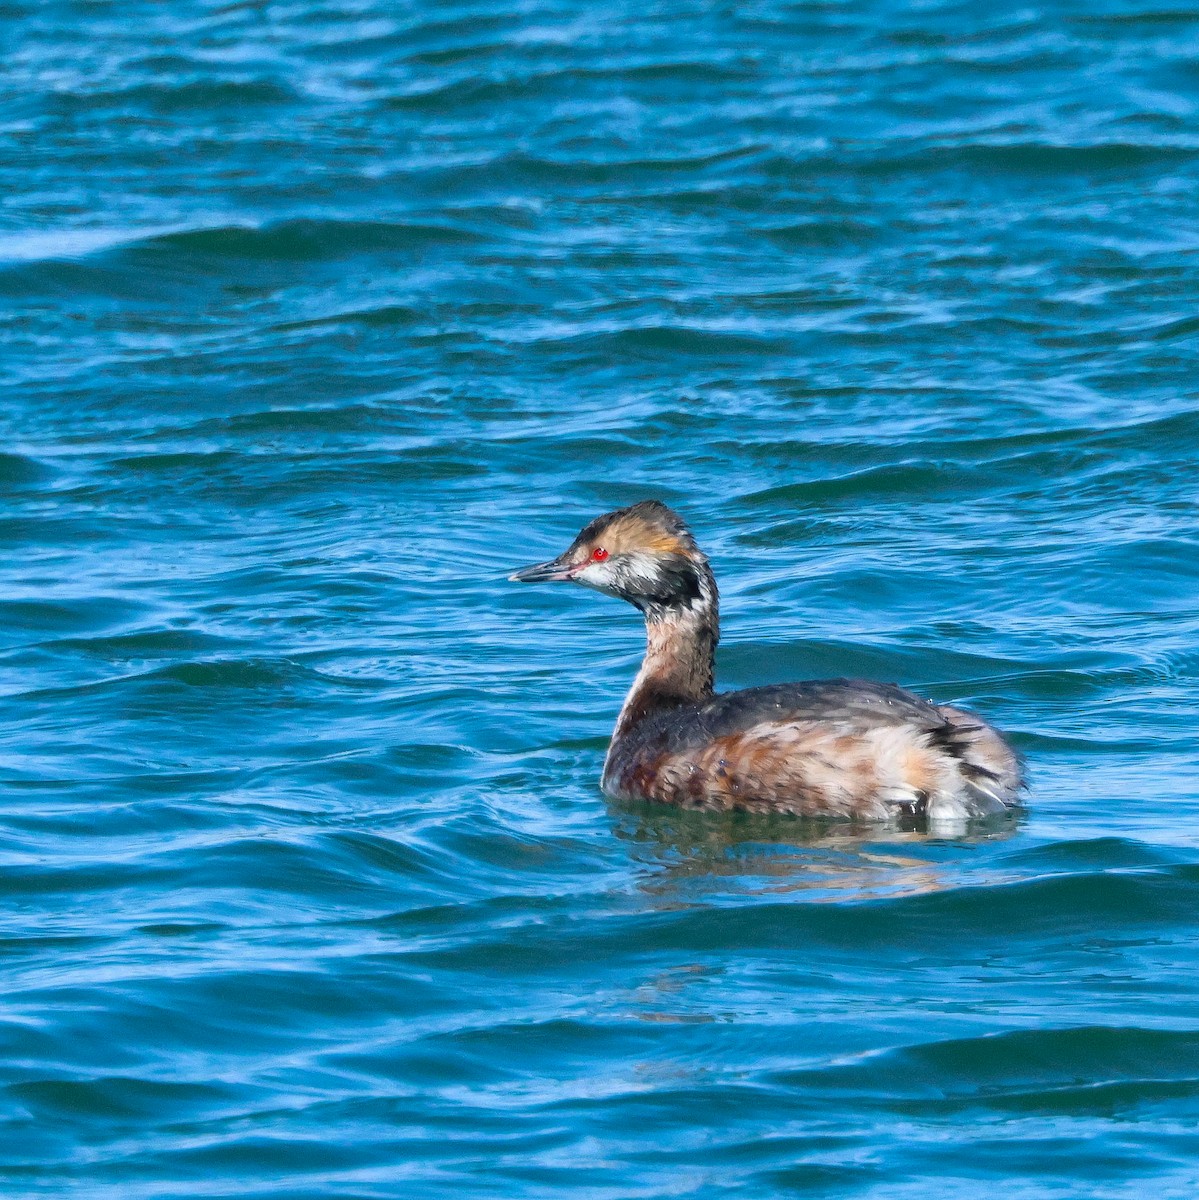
511, 501, 1023, 823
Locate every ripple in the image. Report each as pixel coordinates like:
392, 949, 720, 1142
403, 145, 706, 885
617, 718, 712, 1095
773, 1025, 1199, 1107
52, 78, 300, 114
0, 453, 54, 490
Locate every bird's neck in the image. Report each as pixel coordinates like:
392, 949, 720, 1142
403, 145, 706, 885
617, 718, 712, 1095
611, 570, 719, 741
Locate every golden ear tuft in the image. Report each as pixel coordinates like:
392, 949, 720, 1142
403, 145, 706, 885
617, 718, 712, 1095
644, 533, 689, 556
600, 513, 688, 558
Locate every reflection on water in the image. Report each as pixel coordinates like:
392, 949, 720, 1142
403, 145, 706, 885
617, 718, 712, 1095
612, 803, 1023, 904
628, 963, 723, 1026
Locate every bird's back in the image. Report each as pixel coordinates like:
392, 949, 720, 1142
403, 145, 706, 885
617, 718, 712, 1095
602, 678, 1023, 823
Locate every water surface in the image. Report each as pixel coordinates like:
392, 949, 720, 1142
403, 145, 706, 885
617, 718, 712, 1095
3, 1, 1199, 1196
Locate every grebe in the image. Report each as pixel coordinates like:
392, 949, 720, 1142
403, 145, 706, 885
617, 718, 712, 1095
511, 501, 1023, 823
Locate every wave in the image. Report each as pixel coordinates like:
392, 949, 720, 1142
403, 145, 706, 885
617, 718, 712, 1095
384, 63, 759, 110
393, 863, 1199, 970
772, 1024, 1199, 1107
0, 217, 487, 271
142, 218, 487, 262
0, 453, 54, 491
47, 78, 298, 115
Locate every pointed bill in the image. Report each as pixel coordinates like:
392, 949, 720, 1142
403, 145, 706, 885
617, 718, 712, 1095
508, 554, 577, 583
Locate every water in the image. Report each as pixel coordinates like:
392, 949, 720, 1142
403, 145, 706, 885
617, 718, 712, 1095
3, 1, 1199, 1195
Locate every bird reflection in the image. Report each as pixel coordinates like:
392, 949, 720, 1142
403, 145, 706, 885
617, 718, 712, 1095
610, 801, 1022, 905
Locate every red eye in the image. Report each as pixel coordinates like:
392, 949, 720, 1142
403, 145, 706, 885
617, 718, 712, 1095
591, 547, 609, 562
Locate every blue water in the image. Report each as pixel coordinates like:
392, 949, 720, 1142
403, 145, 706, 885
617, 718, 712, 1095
4, 1, 1199, 1195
